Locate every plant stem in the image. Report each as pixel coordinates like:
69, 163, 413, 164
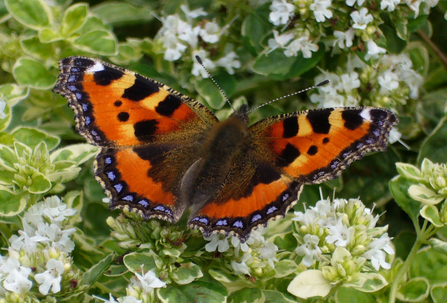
387, 224, 433, 303
417, 29, 447, 70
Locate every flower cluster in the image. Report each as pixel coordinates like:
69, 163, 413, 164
0, 196, 80, 302
310, 53, 422, 108
267, 0, 438, 60
204, 228, 279, 277
154, 5, 240, 77
288, 196, 393, 297
397, 159, 447, 206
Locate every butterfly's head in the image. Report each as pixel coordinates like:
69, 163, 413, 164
230, 104, 249, 125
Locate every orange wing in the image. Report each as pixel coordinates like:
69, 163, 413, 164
189, 107, 397, 241
53, 57, 217, 222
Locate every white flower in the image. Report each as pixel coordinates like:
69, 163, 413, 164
216, 51, 241, 75
268, 30, 294, 53
0, 98, 6, 119
34, 259, 64, 295
339, 72, 361, 92
378, 70, 399, 93
258, 242, 279, 268
162, 34, 187, 61
346, 0, 366, 6
333, 28, 355, 49
293, 209, 318, 225
200, 21, 221, 43
3, 267, 32, 294
269, 0, 295, 25
362, 233, 394, 270
311, 198, 332, 217
365, 40, 386, 60
231, 252, 253, 275
42, 196, 77, 222
180, 5, 207, 19
192, 50, 215, 78
351, 8, 373, 30
9, 230, 49, 254
381, 0, 401, 11
326, 218, 351, 247
133, 267, 166, 293
205, 234, 230, 252
296, 234, 322, 267
401, 68, 423, 99
310, 0, 333, 22
37, 223, 76, 253
95, 294, 142, 303
284, 36, 319, 58
178, 25, 200, 48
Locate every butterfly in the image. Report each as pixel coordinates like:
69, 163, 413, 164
53, 56, 398, 242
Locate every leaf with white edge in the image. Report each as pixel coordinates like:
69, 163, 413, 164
397, 277, 429, 302
0, 190, 26, 216
83, 252, 115, 286
287, 270, 331, 299
27, 166, 52, 194
344, 273, 388, 292
12, 127, 60, 150
228, 288, 264, 303
171, 262, 203, 285
390, 176, 422, 224
274, 260, 299, 278
47, 162, 80, 183
64, 190, 83, 223
395, 163, 423, 182
432, 283, 447, 303
0, 99, 11, 131
0, 145, 16, 172
421, 205, 444, 227
61, 3, 88, 36
208, 268, 241, 284
20, 36, 54, 59
123, 252, 157, 273
0, 84, 29, 106
50, 144, 98, 164
13, 58, 57, 89
429, 239, 447, 255
74, 30, 117, 56
264, 290, 297, 302
409, 184, 444, 205
38, 28, 60, 43
5, 0, 52, 30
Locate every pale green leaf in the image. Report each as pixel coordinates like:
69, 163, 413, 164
287, 270, 331, 299
5, 0, 52, 30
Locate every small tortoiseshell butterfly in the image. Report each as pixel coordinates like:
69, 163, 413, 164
53, 57, 398, 242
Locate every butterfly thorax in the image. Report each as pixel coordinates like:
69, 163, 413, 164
181, 107, 250, 209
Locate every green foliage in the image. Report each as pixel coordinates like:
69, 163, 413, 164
0, 0, 446, 302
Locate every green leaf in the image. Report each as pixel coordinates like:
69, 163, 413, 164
11, 127, 60, 150
397, 277, 429, 302
345, 273, 388, 292
395, 163, 422, 182
82, 252, 115, 286
171, 262, 203, 285
195, 74, 236, 110
274, 260, 298, 278
123, 252, 157, 273
27, 166, 52, 194
264, 289, 297, 302
158, 279, 227, 303
420, 205, 443, 226
0, 84, 29, 107
432, 283, 447, 303
228, 288, 264, 303
252, 49, 297, 78
282, 44, 325, 79
74, 30, 117, 55
21, 36, 54, 58
38, 28, 60, 43
50, 144, 97, 164
0, 100, 11, 131
429, 239, 447, 255
407, 14, 429, 33
241, 3, 272, 56
389, 176, 421, 225
336, 287, 376, 303
411, 248, 447, 285
12, 58, 57, 89
61, 3, 88, 37
5, 0, 52, 30
0, 190, 26, 216
91, 2, 154, 25
418, 114, 447, 165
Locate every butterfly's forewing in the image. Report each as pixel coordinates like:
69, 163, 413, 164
53, 56, 218, 222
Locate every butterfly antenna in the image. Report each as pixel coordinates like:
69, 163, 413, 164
195, 56, 235, 111
246, 79, 330, 114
